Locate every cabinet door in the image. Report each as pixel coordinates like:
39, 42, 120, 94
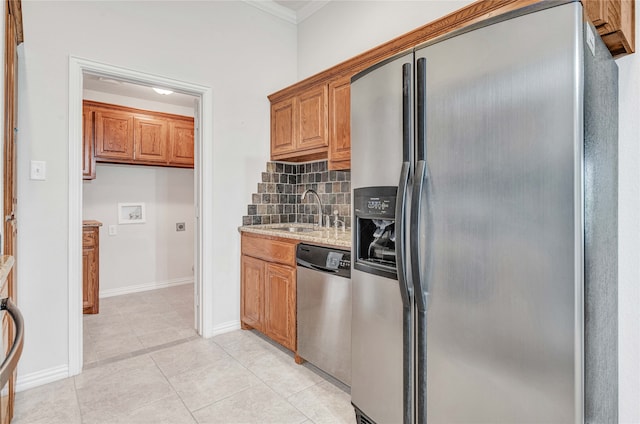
134, 116, 169, 164
94, 108, 134, 161
168, 119, 195, 167
328, 77, 351, 170
584, 0, 634, 57
82, 228, 99, 314
241, 255, 264, 331
82, 106, 95, 179
297, 85, 328, 152
0, 285, 9, 424
264, 263, 296, 351
271, 97, 297, 158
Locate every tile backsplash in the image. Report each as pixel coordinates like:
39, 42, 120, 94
242, 160, 351, 228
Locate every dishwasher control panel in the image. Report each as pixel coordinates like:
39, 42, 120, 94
297, 244, 351, 279
326, 252, 351, 270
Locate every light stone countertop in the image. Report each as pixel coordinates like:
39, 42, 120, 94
83, 220, 103, 227
238, 223, 351, 249
0, 255, 14, 289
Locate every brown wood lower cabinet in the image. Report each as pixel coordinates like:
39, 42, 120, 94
240, 233, 297, 353
83, 221, 101, 314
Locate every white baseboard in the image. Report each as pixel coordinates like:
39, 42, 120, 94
15, 364, 69, 393
100, 277, 194, 298
209, 320, 241, 338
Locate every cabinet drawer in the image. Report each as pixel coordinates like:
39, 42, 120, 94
241, 234, 296, 267
82, 230, 97, 247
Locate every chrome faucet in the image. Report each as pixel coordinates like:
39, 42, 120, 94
302, 189, 323, 227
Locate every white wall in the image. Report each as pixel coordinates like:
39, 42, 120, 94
615, 3, 640, 421
17, 1, 296, 383
297, 0, 472, 79
83, 164, 195, 295
0, 1, 6, 254
298, 1, 639, 421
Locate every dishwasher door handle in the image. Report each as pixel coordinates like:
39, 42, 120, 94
297, 261, 339, 274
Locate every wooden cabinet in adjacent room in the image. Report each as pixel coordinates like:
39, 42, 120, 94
83, 106, 95, 179
94, 108, 135, 162
83, 221, 102, 314
134, 115, 169, 164
83, 101, 194, 175
169, 118, 195, 166
240, 232, 297, 353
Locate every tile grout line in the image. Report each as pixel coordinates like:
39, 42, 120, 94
213, 332, 322, 422
83, 334, 199, 370
148, 350, 201, 424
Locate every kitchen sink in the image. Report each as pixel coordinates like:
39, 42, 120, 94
271, 226, 316, 233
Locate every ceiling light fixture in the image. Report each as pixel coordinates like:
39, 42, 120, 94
152, 87, 173, 95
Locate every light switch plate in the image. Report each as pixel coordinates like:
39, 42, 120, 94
30, 160, 46, 180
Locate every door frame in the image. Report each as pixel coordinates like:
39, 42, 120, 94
67, 56, 214, 376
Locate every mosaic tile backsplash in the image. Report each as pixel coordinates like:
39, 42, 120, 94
242, 160, 351, 228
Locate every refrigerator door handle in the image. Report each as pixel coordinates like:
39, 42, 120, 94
411, 57, 429, 311
397, 62, 413, 306
396, 62, 413, 424
411, 56, 430, 424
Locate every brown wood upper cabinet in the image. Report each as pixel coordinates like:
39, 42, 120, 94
328, 76, 351, 170
270, 84, 328, 162
169, 119, 196, 166
82, 106, 95, 179
83, 101, 194, 178
584, 0, 635, 57
134, 115, 169, 164
267, 0, 634, 172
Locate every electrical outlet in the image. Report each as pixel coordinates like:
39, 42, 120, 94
176, 222, 186, 232
108, 225, 117, 236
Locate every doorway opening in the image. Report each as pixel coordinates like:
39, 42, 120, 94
82, 75, 198, 366
68, 57, 214, 375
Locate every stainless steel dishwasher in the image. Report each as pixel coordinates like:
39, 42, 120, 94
296, 243, 351, 386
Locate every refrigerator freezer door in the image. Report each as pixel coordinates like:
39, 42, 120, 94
415, 3, 584, 423
351, 52, 413, 424
350, 52, 413, 190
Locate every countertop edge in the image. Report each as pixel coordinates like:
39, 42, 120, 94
0, 255, 15, 288
83, 220, 103, 227
238, 224, 351, 249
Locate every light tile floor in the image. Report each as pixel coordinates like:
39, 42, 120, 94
13, 284, 355, 424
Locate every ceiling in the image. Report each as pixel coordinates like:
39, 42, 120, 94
256, 0, 330, 23
274, 1, 314, 11
83, 73, 197, 109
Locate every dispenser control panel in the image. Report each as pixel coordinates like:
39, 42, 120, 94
354, 186, 397, 220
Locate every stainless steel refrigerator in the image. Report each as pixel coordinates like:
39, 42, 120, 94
350, 1, 618, 423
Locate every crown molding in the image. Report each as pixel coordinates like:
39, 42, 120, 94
243, 0, 297, 24
243, 0, 330, 24
296, 0, 330, 23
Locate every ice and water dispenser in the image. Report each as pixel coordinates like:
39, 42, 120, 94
353, 187, 398, 280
